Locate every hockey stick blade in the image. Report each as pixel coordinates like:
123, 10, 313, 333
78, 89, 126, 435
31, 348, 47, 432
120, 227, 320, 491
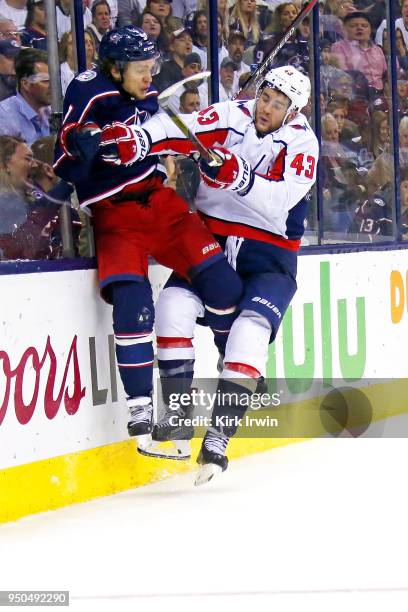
233, 0, 319, 100
158, 70, 211, 105
158, 72, 223, 166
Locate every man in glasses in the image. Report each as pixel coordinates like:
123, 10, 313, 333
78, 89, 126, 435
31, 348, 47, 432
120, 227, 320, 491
0, 16, 21, 44
0, 47, 50, 144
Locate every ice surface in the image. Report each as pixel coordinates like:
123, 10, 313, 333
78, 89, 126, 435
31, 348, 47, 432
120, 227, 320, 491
1, 438, 407, 612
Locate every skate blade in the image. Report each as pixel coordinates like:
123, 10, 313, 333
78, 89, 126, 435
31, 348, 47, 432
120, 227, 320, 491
194, 463, 223, 486
137, 438, 191, 461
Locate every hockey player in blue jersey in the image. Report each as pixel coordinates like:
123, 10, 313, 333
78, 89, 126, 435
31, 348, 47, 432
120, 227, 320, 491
98, 64, 319, 482
53, 26, 243, 458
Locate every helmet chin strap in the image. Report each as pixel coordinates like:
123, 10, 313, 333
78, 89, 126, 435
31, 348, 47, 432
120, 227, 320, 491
283, 107, 298, 125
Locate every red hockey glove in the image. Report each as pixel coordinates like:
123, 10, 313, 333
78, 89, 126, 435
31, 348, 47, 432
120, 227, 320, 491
60, 122, 101, 163
198, 146, 253, 193
100, 122, 150, 166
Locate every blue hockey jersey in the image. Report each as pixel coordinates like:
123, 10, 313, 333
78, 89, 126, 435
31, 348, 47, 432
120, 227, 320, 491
53, 69, 166, 208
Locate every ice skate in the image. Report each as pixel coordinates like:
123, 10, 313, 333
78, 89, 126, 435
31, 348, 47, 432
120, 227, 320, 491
127, 399, 159, 456
149, 405, 195, 460
195, 429, 229, 486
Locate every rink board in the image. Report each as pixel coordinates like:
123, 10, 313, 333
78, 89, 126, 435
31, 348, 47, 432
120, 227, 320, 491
0, 249, 407, 522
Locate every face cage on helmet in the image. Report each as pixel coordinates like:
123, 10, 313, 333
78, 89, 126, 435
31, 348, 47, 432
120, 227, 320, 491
114, 51, 162, 76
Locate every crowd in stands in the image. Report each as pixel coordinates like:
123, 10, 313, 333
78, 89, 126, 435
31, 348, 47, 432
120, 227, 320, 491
0, 0, 406, 261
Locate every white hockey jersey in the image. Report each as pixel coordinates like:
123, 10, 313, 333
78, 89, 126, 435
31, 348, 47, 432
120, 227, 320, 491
144, 99, 319, 250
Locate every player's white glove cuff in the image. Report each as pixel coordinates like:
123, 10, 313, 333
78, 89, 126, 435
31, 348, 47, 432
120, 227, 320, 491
227, 155, 254, 194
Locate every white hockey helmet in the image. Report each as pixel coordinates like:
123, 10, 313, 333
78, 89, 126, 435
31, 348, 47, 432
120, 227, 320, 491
258, 66, 311, 116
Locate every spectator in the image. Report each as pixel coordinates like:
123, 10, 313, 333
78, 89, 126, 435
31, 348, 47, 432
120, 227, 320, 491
0, 15, 20, 44
0, 135, 64, 260
229, 0, 262, 48
331, 12, 387, 97
396, 27, 408, 72
145, 0, 172, 24
321, 0, 356, 42
397, 78, 408, 117
59, 31, 97, 95
170, 0, 197, 27
0, 39, 19, 101
30, 135, 81, 258
227, 30, 250, 90
0, 0, 27, 28
321, 112, 363, 232
349, 190, 393, 241
190, 9, 207, 54
138, 10, 170, 57
190, 11, 227, 69
219, 56, 237, 100
320, 37, 345, 99
179, 86, 200, 112
366, 117, 408, 192
326, 100, 360, 143
252, 2, 299, 64
87, 0, 112, 53
0, 134, 33, 194
236, 68, 256, 97
0, 48, 50, 144
152, 27, 192, 90
375, 0, 408, 50
371, 110, 389, 158
266, 1, 298, 34
400, 114, 408, 150
90, 0, 118, 28
21, 0, 47, 51
400, 166, 408, 239
56, 0, 92, 40
166, 51, 203, 108
116, 0, 141, 27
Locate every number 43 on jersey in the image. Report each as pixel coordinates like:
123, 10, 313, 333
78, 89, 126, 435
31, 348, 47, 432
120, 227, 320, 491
290, 153, 316, 179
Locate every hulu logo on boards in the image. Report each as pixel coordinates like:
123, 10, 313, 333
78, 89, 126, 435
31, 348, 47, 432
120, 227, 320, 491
266, 261, 367, 391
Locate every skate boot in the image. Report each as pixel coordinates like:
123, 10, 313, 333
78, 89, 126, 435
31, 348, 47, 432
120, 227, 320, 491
150, 405, 194, 460
195, 428, 229, 486
127, 398, 156, 456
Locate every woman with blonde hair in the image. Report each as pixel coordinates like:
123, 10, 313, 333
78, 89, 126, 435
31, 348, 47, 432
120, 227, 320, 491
59, 30, 97, 95
229, 0, 262, 47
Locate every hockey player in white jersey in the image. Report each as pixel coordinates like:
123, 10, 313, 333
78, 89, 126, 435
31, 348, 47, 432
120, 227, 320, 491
99, 66, 319, 483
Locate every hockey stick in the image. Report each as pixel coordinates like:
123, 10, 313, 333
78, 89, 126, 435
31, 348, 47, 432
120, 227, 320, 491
158, 71, 223, 166
233, 0, 319, 100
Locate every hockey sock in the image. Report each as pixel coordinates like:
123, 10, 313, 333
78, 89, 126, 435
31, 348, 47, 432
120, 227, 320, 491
111, 280, 154, 400
157, 337, 195, 405
190, 258, 242, 356
211, 377, 257, 437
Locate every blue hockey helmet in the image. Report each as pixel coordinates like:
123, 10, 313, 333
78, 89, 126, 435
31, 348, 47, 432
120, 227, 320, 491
99, 26, 160, 65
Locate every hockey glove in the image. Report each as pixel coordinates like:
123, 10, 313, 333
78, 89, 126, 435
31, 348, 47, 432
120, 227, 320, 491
100, 122, 150, 166
199, 146, 253, 194
60, 122, 102, 163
